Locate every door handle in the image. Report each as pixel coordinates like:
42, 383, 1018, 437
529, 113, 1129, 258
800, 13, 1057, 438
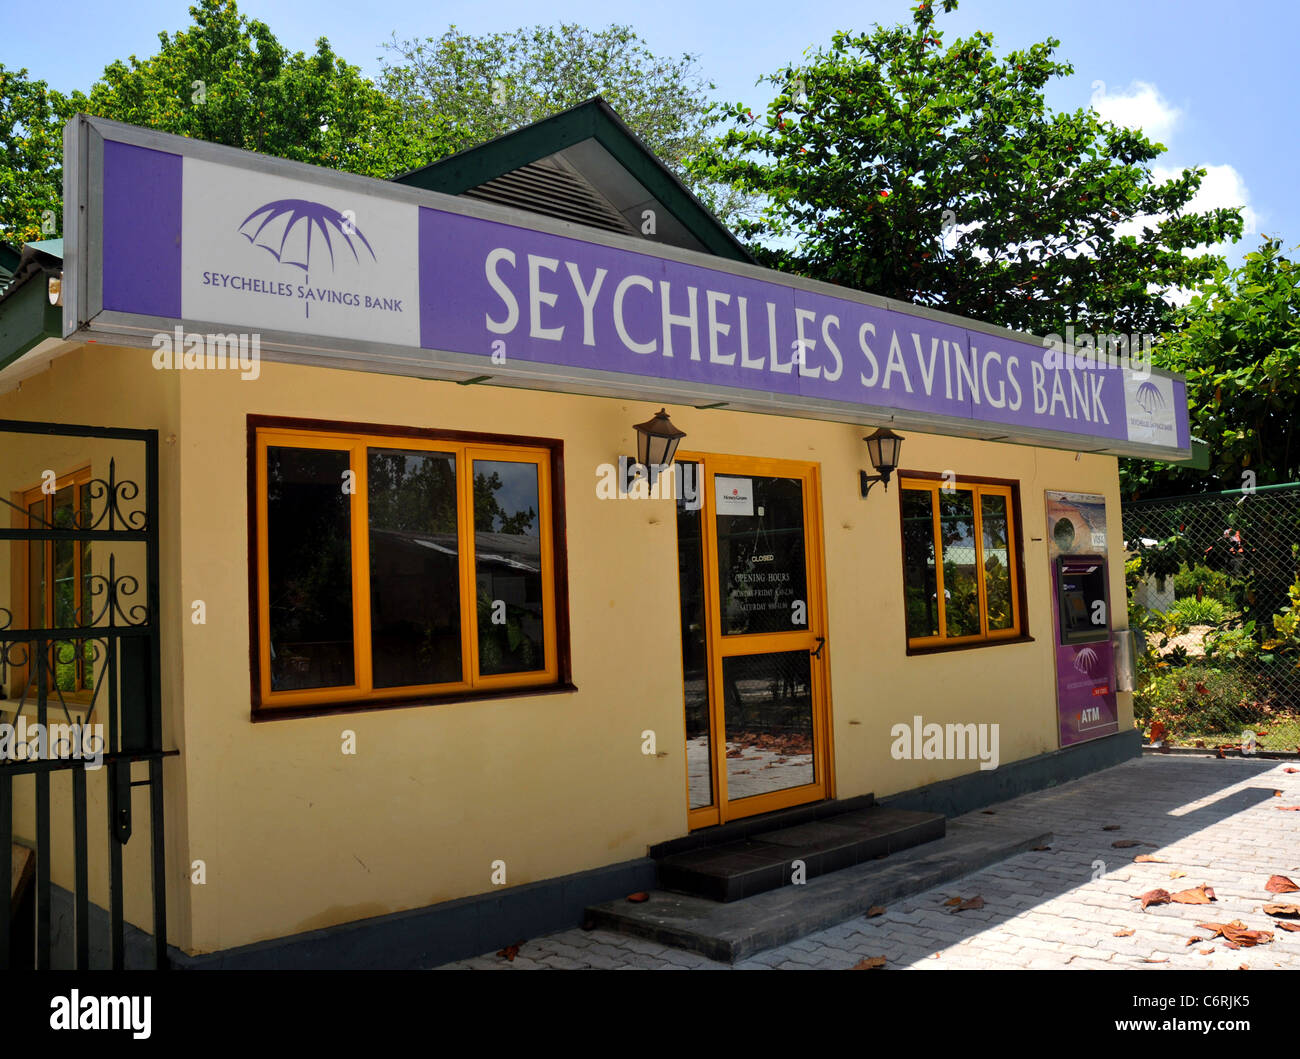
811, 636, 826, 659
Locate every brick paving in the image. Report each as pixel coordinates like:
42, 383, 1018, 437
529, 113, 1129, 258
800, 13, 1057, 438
438, 755, 1300, 970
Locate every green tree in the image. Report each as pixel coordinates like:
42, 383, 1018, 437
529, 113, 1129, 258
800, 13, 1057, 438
1121, 236, 1300, 499
0, 65, 72, 244
690, 0, 1242, 339
1, 0, 445, 244
380, 23, 751, 223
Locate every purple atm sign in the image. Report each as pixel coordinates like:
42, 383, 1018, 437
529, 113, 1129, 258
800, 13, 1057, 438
69, 118, 1190, 459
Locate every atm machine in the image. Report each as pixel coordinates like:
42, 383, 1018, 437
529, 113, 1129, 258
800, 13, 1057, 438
1045, 493, 1121, 747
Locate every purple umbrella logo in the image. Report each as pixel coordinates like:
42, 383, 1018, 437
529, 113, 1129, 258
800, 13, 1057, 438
1134, 381, 1165, 415
238, 199, 376, 319
239, 199, 376, 272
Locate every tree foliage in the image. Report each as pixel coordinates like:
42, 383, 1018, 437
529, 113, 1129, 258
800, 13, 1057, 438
1121, 237, 1300, 498
380, 23, 750, 222
690, 0, 1243, 339
0, 65, 71, 244
1, 0, 444, 244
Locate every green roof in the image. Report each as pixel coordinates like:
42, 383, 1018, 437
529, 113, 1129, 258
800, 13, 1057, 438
25, 238, 63, 259
393, 97, 753, 264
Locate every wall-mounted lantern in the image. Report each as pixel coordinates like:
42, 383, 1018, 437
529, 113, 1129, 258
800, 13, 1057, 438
621, 408, 686, 492
859, 426, 904, 498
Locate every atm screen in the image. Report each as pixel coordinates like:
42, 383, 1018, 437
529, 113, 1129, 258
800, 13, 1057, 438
1057, 557, 1109, 644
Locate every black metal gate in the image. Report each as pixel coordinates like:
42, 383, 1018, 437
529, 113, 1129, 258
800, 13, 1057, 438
0, 418, 171, 969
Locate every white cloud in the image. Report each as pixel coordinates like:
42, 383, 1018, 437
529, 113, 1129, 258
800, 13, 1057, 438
1090, 80, 1182, 145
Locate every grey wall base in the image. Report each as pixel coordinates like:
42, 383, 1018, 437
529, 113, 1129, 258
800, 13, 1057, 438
171, 857, 658, 970
33, 728, 1139, 969
879, 727, 1143, 818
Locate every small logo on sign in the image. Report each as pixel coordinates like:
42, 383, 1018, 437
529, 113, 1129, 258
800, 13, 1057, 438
1072, 646, 1098, 674
238, 199, 376, 273
1134, 380, 1165, 415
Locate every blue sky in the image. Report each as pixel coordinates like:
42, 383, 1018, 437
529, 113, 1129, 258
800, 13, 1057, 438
6, 0, 1297, 267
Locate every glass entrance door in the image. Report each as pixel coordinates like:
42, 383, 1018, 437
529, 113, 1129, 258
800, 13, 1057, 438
675, 455, 831, 828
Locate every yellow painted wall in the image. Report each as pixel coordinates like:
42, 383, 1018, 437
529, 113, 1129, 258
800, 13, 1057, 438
2, 340, 1133, 956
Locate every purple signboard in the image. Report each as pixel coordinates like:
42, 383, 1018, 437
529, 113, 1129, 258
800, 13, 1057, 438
419, 206, 1165, 446
68, 121, 1192, 460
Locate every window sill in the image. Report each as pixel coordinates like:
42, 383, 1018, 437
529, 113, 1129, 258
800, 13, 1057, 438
905, 635, 1035, 657
251, 681, 580, 722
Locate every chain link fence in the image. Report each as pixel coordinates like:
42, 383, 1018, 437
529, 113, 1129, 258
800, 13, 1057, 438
1122, 482, 1300, 753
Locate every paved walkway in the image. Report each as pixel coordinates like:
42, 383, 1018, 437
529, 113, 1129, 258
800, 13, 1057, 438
439, 755, 1300, 970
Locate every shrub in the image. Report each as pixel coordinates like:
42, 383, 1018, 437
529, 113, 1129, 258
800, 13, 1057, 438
1203, 621, 1260, 662
1134, 664, 1276, 738
1167, 596, 1227, 627
1173, 564, 1234, 603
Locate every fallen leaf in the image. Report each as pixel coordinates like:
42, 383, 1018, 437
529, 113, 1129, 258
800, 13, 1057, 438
1032, 845, 1052, 852
1239, 964, 1250, 970
626, 892, 650, 903
1284, 767, 1298, 774
1185, 937, 1199, 946
1262, 904, 1300, 918
1277, 806, 1300, 812
497, 943, 522, 961
1135, 854, 1167, 863
1112, 839, 1142, 848
1200, 948, 1214, 955
981, 809, 996, 814
1137, 889, 1172, 910
1140, 956, 1169, 964
865, 906, 886, 918
1225, 941, 1240, 950
1276, 922, 1300, 933
1171, 885, 1217, 905
943, 896, 963, 906
1102, 825, 1121, 831
852, 956, 887, 970
951, 896, 984, 912
1216, 749, 1226, 759
1196, 920, 1274, 947
1266, 875, 1300, 894
1276, 790, 1285, 797
1114, 928, 1135, 937
1170, 870, 1187, 880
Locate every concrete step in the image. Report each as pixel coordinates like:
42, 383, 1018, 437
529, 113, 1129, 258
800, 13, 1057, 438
656, 806, 945, 902
648, 793, 877, 861
587, 818, 1051, 963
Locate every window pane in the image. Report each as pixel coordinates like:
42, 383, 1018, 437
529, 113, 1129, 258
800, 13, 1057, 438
715, 475, 807, 636
722, 651, 815, 797
675, 463, 712, 809
939, 488, 981, 638
367, 448, 462, 689
981, 494, 1015, 632
901, 489, 938, 639
473, 460, 545, 675
267, 446, 356, 691
28, 500, 45, 629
